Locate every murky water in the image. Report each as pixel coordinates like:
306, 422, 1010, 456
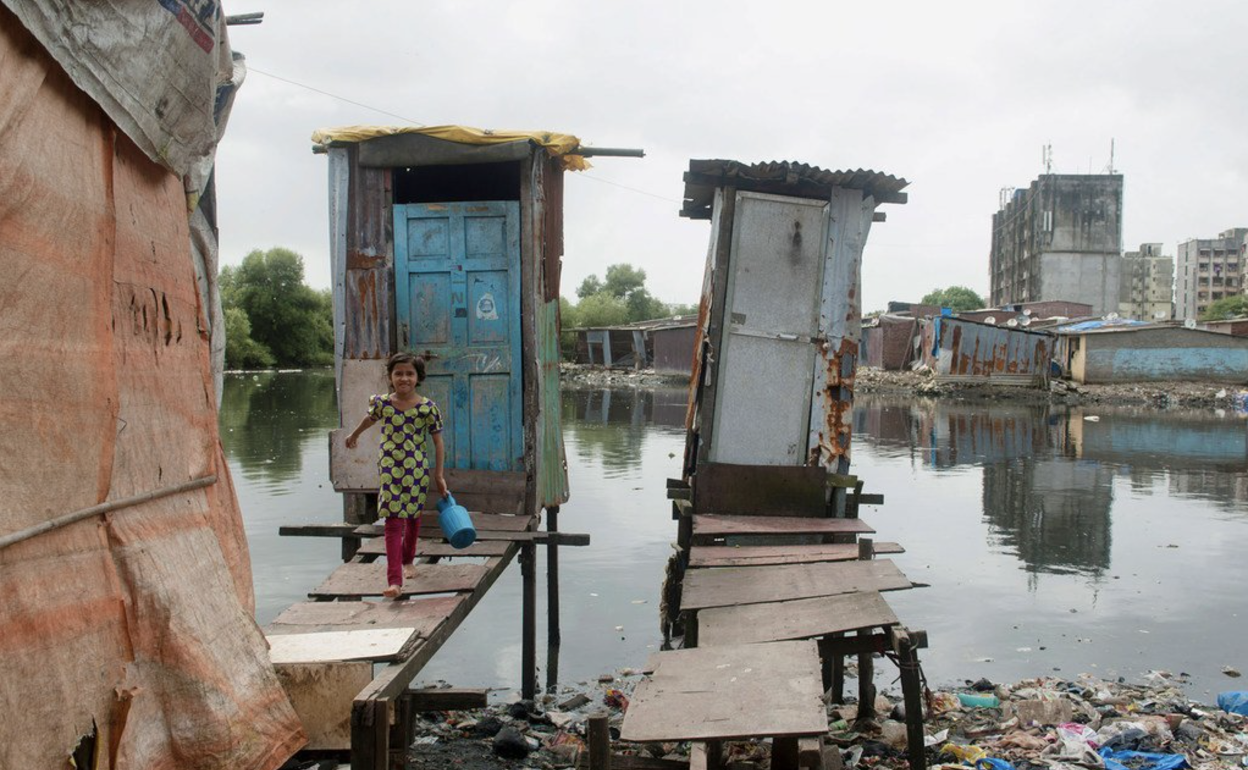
222, 372, 1248, 699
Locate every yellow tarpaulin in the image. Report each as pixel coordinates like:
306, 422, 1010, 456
310, 124, 590, 170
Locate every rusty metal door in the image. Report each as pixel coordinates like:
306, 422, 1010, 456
394, 202, 523, 471
710, 192, 828, 465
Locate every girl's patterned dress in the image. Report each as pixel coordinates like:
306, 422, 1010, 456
369, 393, 444, 517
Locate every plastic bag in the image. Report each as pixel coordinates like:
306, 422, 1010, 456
1217, 691, 1248, 716
1099, 748, 1188, 770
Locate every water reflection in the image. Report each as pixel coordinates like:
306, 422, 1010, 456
563, 387, 687, 477
220, 370, 338, 491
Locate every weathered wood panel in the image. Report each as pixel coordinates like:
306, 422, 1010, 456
692, 514, 874, 541
695, 591, 899, 647
680, 559, 911, 611
693, 463, 827, 516
308, 562, 487, 599
620, 640, 826, 742
274, 661, 373, 751
266, 596, 464, 637
343, 149, 393, 359
355, 537, 511, 558
688, 541, 903, 569
266, 628, 417, 664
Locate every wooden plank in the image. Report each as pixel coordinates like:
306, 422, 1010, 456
620, 640, 826, 743
680, 559, 911, 612
353, 525, 584, 545
689, 542, 904, 569
266, 628, 417, 664
696, 591, 899, 647
354, 511, 533, 533
355, 549, 517, 703
692, 514, 874, 541
408, 688, 489, 712
355, 537, 511, 558
308, 562, 487, 599
274, 661, 373, 751
693, 463, 827, 516
280, 523, 360, 538
266, 596, 465, 637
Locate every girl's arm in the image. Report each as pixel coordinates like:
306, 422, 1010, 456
344, 415, 377, 448
432, 431, 448, 497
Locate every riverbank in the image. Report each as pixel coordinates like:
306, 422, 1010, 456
856, 367, 1248, 411
388, 669, 1248, 769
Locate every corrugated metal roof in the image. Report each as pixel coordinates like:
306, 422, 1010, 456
681, 159, 909, 219
1056, 319, 1152, 333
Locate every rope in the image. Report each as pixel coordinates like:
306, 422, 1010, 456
0, 475, 218, 550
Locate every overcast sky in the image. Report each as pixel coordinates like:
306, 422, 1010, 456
215, 0, 1247, 313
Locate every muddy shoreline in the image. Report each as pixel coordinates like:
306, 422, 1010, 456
561, 363, 1248, 413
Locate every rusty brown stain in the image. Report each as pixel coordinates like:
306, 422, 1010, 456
816, 338, 857, 467
347, 250, 385, 270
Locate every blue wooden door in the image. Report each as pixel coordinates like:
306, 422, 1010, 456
394, 202, 523, 471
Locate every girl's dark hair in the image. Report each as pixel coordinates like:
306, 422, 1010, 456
386, 352, 426, 383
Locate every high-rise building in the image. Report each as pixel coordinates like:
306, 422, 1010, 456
990, 174, 1124, 314
1175, 228, 1247, 321
1119, 242, 1174, 321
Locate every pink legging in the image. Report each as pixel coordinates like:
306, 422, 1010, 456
384, 516, 421, 588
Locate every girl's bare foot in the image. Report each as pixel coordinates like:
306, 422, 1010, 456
404, 565, 416, 579
383, 584, 401, 599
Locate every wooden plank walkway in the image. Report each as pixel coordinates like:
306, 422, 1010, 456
308, 562, 490, 599
355, 537, 511, 558
689, 541, 903, 568
680, 559, 912, 611
620, 640, 827, 743
267, 596, 466, 637
691, 513, 874, 543
695, 591, 898, 647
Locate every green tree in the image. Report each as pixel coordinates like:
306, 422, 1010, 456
576, 275, 603, 299
602, 263, 647, 298
1200, 294, 1248, 321
223, 306, 275, 369
575, 292, 630, 328
224, 247, 333, 367
921, 286, 986, 313
667, 302, 700, 318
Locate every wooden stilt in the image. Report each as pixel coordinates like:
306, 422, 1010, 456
893, 628, 927, 770
546, 505, 561, 694
521, 540, 537, 699
857, 628, 875, 721
773, 736, 799, 770
588, 713, 611, 770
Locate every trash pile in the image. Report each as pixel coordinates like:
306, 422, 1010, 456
404, 671, 1248, 769
837, 672, 1248, 770
407, 671, 651, 769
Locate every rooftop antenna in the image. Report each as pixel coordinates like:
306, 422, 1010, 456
1106, 138, 1116, 174
999, 187, 1013, 210
1042, 143, 1053, 175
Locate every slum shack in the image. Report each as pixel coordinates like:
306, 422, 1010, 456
313, 126, 577, 520
679, 160, 909, 476
575, 316, 697, 372
862, 314, 920, 370
917, 315, 1054, 386
623, 160, 933, 770
1055, 322, 1248, 384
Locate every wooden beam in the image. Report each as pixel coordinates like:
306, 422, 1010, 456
408, 688, 488, 712
588, 713, 611, 770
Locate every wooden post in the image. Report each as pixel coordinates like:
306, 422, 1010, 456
857, 628, 875, 721
521, 540, 537, 699
388, 693, 411, 769
342, 492, 374, 562
546, 505, 561, 646
350, 698, 388, 770
546, 504, 561, 693
894, 628, 927, 770
857, 537, 874, 561
588, 712, 611, 770
773, 737, 799, 770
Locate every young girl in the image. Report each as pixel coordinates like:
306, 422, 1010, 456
345, 353, 448, 599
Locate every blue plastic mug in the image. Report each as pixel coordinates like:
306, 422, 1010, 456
436, 494, 476, 549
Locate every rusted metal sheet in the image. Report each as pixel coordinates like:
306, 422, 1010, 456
682, 162, 906, 480
921, 316, 1052, 386
651, 325, 696, 375
541, 157, 564, 302
343, 147, 393, 359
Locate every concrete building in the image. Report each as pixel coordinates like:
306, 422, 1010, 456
1055, 324, 1248, 384
1176, 228, 1247, 321
1119, 242, 1174, 321
990, 174, 1124, 314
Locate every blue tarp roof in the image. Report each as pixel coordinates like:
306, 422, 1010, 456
1057, 319, 1152, 333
